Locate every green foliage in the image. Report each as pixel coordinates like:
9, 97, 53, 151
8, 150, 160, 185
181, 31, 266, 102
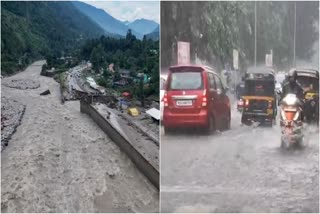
81, 31, 159, 97
113, 71, 121, 82
161, 1, 319, 70
1, 1, 104, 75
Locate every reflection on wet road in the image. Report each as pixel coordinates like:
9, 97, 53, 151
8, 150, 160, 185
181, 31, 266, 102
160, 106, 319, 213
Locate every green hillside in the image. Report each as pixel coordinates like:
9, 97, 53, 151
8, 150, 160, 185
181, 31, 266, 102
1, 1, 105, 75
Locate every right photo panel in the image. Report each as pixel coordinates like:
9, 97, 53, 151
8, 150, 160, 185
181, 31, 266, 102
160, 1, 319, 213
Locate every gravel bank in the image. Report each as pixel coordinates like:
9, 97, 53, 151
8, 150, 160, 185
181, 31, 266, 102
1, 97, 26, 151
3, 79, 40, 90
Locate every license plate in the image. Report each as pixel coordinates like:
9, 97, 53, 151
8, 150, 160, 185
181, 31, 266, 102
176, 100, 192, 106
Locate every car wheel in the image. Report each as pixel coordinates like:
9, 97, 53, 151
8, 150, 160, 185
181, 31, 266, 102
205, 116, 215, 135
225, 112, 231, 130
164, 127, 172, 135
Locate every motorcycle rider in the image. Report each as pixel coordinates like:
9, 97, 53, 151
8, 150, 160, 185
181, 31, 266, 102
280, 69, 305, 121
280, 69, 304, 102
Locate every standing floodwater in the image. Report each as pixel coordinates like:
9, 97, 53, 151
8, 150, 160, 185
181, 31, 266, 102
1, 61, 158, 213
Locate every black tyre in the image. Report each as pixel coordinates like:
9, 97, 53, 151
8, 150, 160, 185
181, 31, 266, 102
225, 112, 231, 130
280, 139, 290, 150
205, 116, 215, 135
164, 127, 173, 135
241, 115, 251, 126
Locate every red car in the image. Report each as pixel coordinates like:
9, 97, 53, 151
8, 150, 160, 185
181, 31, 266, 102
162, 65, 231, 134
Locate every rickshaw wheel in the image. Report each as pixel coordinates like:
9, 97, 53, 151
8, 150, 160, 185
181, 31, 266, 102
241, 115, 252, 126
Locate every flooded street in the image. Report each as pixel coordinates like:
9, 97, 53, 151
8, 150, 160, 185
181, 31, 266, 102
1, 61, 158, 213
161, 103, 319, 213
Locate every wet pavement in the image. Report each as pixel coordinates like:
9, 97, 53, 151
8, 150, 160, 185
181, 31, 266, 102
160, 101, 319, 213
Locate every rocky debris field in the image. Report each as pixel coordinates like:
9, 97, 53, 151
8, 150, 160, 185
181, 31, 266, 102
1, 61, 159, 212
1, 96, 26, 151
3, 79, 40, 90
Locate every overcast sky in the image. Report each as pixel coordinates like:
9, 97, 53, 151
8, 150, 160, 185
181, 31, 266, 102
82, 1, 160, 23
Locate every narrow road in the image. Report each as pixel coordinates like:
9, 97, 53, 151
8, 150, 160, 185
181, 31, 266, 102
1, 61, 158, 213
160, 102, 319, 213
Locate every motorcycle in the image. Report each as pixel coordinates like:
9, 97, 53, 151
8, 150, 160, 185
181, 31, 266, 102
279, 93, 304, 149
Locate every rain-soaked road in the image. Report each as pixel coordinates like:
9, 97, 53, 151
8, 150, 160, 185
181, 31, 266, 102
160, 101, 319, 213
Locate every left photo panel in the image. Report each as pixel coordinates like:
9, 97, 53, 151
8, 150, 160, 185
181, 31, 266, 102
1, 1, 159, 213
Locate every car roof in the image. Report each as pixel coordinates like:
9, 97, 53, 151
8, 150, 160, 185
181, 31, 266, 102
169, 64, 218, 75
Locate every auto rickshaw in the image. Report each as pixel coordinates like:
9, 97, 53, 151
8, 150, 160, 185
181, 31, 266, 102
236, 81, 245, 112
241, 67, 277, 126
295, 68, 319, 125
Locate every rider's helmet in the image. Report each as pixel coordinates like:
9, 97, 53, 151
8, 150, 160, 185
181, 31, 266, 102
288, 69, 297, 84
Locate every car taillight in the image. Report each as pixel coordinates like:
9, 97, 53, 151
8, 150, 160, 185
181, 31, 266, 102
268, 100, 272, 108
202, 90, 207, 107
163, 93, 168, 107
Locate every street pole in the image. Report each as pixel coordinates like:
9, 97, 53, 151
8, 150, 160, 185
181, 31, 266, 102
254, 1, 257, 67
293, 2, 296, 67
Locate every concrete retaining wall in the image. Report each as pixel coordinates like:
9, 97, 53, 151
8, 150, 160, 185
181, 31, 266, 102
84, 95, 117, 105
121, 114, 159, 145
80, 99, 159, 190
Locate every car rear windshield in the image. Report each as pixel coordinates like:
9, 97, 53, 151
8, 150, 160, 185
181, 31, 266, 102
244, 81, 274, 96
169, 71, 203, 90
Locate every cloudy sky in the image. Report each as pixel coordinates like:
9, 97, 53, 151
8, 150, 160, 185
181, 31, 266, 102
82, 1, 160, 23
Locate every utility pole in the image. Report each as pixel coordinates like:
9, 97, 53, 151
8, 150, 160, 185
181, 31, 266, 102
254, 1, 257, 67
293, 2, 297, 67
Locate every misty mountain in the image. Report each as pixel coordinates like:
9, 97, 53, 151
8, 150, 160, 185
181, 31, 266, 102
1, 1, 105, 75
145, 25, 159, 41
128, 18, 159, 35
72, 1, 142, 39
123, 20, 131, 25
146, 32, 159, 41
152, 26, 159, 33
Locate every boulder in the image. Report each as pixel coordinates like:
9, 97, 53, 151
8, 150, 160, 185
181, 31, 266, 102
40, 90, 51, 96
